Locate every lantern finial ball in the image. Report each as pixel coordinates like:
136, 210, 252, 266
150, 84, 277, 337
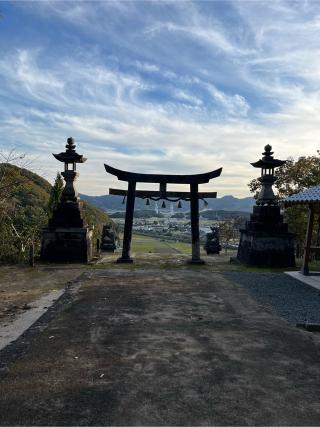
66, 137, 76, 151
262, 144, 274, 159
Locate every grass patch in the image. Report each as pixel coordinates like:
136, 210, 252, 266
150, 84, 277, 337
131, 234, 207, 256
131, 235, 177, 254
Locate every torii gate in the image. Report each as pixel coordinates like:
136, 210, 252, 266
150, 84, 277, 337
105, 164, 222, 264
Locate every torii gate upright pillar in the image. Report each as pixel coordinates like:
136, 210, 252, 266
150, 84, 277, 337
189, 182, 204, 264
117, 180, 136, 263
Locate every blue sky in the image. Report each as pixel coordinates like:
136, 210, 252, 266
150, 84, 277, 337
1, 1, 320, 196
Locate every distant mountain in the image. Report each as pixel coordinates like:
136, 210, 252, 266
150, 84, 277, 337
209, 195, 255, 212
80, 193, 255, 213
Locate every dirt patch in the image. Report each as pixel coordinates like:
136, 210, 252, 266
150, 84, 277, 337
97, 250, 240, 272
0, 265, 87, 326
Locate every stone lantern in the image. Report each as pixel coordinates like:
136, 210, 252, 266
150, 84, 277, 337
40, 137, 93, 263
251, 144, 286, 205
53, 137, 86, 204
237, 145, 295, 267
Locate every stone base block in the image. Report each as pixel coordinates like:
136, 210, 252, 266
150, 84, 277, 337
117, 257, 134, 264
187, 258, 206, 265
41, 227, 93, 263
237, 231, 295, 267
100, 243, 116, 252
204, 245, 221, 255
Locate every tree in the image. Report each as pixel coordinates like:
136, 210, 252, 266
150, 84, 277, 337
0, 149, 28, 208
9, 206, 47, 260
219, 219, 237, 254
48, 172, 64, 215
248, 152, 320, 257
0, 150, 47, 262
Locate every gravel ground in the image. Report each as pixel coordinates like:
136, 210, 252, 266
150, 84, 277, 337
224, 272, 320, 325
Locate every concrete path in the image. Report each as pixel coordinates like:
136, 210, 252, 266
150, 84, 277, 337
286, 270, 320, 291
0, 288, 65, 351
0, 269, 320, 426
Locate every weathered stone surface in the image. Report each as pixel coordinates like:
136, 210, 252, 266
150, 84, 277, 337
237, 232, 295, 266
41, 200, 93, 263
237, 206, 295, 267
41, 227, 93, 263
48, 201, 85, 228
204, 226, 221, 255
100, 225, 117, 252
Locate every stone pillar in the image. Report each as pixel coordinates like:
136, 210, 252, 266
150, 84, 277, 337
189, 182, 205, 264
301, 206, 314, 275
117, 180, 136, 263
61, 170, 79, 203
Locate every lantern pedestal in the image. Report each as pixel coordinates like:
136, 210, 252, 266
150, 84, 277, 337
41, 226, 93, 263
237, 205, 295, 267
41, 200, 93, 263
48, 201, 85, 228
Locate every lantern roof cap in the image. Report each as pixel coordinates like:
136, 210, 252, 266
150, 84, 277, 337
251, 144, 286, 168
53, 137, 87, 163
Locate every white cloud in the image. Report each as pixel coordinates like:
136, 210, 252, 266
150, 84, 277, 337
144, 21, 239, 54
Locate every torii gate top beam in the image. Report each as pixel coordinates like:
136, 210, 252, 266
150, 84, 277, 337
104, 164, 222, 184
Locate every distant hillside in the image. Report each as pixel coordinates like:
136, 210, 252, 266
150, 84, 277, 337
4, 164, 113, 235
80, 193, 255, 213
109, 210, 164, 219
210, 195, 255, 212
80, 194, 154, 211
6, 164, 52, 208
198, 210, 250, 220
